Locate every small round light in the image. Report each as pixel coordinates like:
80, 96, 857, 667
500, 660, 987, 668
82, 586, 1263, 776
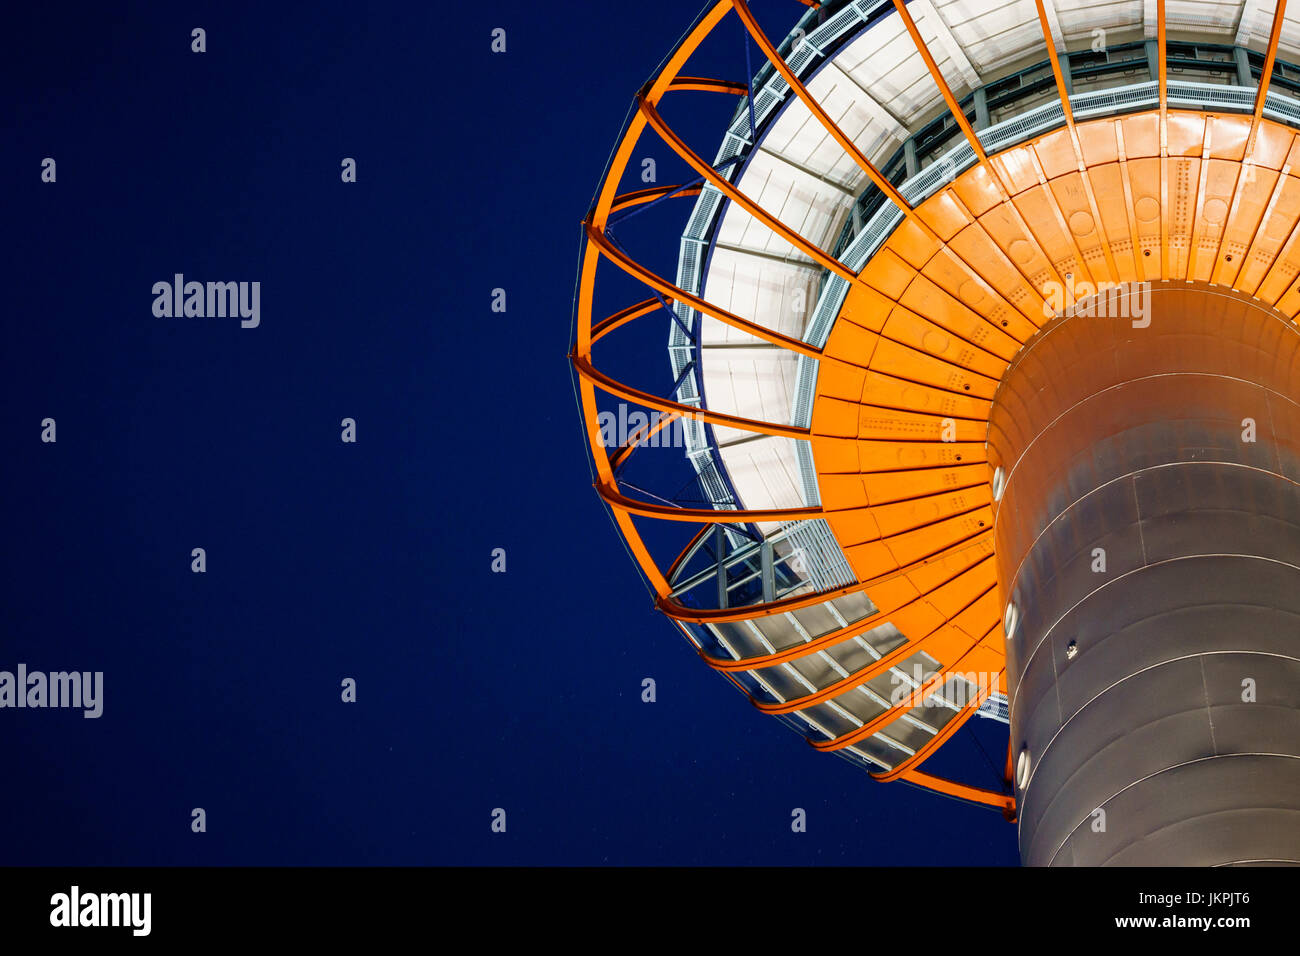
992, 466, 1006, 502
1016, 748, 1032, 789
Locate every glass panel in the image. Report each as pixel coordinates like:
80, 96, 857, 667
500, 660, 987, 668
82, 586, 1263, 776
799, 702, 858, 739
791, 601, 841, 638
860, 620, 908, 656
786, 651, 841, 692
749, 662, 810, 702
824, 637, 875, 675
864, 650, 939, 704
705, 621, 764, 659
750, 612, 805, 652
830, 685, 888, 725
849, 735, 903, 770
831, 589, 878, 623
883, 715, 939, 754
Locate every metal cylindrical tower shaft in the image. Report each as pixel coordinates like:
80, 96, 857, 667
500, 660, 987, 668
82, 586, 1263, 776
990, 283, 1300, 866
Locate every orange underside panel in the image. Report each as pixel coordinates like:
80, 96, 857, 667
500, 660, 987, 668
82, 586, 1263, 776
814, 110, 1300, 692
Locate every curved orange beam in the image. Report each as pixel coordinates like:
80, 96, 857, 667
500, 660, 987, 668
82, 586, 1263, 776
573, 351, 811, 439
756, 623, 975, 715
706, 609, 891, 669
900, 767, 1014, 812
586, 223, 825, 359
731, 0, 916, 216
670, 530, 993, 627
810, 640, 990, 751
891, 0, 987, 165
637, 94, 862, 284
701, 552, 995, 673
755, 585, 996, 714
591, 298, 660, 342
669, 76, 749, 95
610, 183, 703, 215
598, 480, 821, 523
610, 411, 682, 471
872, 665, 1003, 780
1249, 0, 1289, 156
1157, 0, 1167, 127
573, 0, 734, 600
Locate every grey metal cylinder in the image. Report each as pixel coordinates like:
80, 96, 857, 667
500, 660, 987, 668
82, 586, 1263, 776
988, 282, 1300, 866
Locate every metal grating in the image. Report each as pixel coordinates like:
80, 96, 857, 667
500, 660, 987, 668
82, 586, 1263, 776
779, 518, 857, 591
1167, 79, 1254, 110
977, 692, 1010, 724
1264, 88, 1300, 127
1070, 80, 1159, 118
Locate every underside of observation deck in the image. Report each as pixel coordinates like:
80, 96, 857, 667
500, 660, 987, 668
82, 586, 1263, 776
571, 0, 1300, 830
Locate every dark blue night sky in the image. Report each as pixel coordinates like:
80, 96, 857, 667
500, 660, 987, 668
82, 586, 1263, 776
1, 0, 1017, 865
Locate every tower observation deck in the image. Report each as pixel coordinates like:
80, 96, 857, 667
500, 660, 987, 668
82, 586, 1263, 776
571, 0, 1300, 864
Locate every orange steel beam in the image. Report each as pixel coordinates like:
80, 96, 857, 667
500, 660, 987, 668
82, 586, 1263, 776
731, 0, 915, 214
887, 0, 1077, 299
1034, 0, 1074, 127
811, 640, 990, 751
706, 610, 892, 669
672, 530, 994, 626
755, 608, 992, 714
1232, 159, 1294, 291
735, 2, 1043, 330
1251, 171, 1300, 295
586, 223, 826, 358
573, 351, 812, 439
574, 0, 737, 601
1249, 0, 1289, 155
610, 183, 703, 215
591, 298, 660, 342
598, 481, 820, 523
891, 0, 987, 164
1031, 0, 1120, 291
872, 666, 1002, 780
749, 569, 996, 710
637, 94, 862, 284
900, 767, 1014, 812
610, 410, 682, 471
669, 76, 750, 94
1185, 120, 1216, 280
1158, 0, 1167, 115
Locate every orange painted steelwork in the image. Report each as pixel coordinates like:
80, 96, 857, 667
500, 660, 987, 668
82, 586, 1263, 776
637, 95, 862, 282
732, 0, 916, 215
573, 0, 1300, 813
891, 0, 987, 164
609, 184, 704, 215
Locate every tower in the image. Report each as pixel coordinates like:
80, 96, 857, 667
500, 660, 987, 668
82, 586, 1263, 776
571, 0, 1300, 864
